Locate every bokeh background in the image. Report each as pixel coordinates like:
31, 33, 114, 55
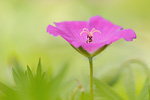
0, 0, 150, 99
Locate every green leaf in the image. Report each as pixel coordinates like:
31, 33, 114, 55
94, 78, 124, 100
123, 67, 136, 100
27, 65, 34, 80
48, 63, 68, 100
0, 82, 13, 94
11, 57, 27, 89
138, 77, 149, 100
12, 68, 21, 87
12, 67, 27, 90
120, 59, 150, 100
36, 58, 42, 77
100, 67, 121, 86
0, 82, 18, 100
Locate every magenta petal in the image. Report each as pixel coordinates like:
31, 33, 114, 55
88, 15, 122, 34
47, 25, 81, 48
119, 29, 136, 41
81, 43, 106, 53
47, 25, 72, 40
88, 16, 123, 43
105, 29, 136, 44
54, 21, 88, 42
80, 29, 136, 53
47, 25, 63, 36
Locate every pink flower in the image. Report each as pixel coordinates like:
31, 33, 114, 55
47, 15, 136, 57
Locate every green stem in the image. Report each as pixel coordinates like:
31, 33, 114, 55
88, 57, 93, 100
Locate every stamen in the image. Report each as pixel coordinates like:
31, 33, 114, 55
90, 28, 101, 35
80, 28, 90, 36
80, 31, 89, 36
80, 28, 101, 36
80, 28, 101, 43
91, 28, 96, 33
83, 28, 89, 32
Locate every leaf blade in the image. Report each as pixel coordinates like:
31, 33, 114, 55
94, 78, 124, 100
123, 67, 136, 100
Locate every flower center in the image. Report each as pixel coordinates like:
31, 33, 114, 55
80, 28, 101, 43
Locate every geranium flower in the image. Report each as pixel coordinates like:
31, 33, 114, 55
47, 15, 136, 57
47, 15, 136, 100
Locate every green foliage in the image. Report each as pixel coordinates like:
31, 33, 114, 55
121, 59, 150, 100
94, 78, 124, 100
0, 58, 70, 100
0, 59, 150, 100
138, 78, 149, 100
69, 59, 150, 100
123, 67, 136, 100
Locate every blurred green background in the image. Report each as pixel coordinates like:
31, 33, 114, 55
0, 0, 150, 99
